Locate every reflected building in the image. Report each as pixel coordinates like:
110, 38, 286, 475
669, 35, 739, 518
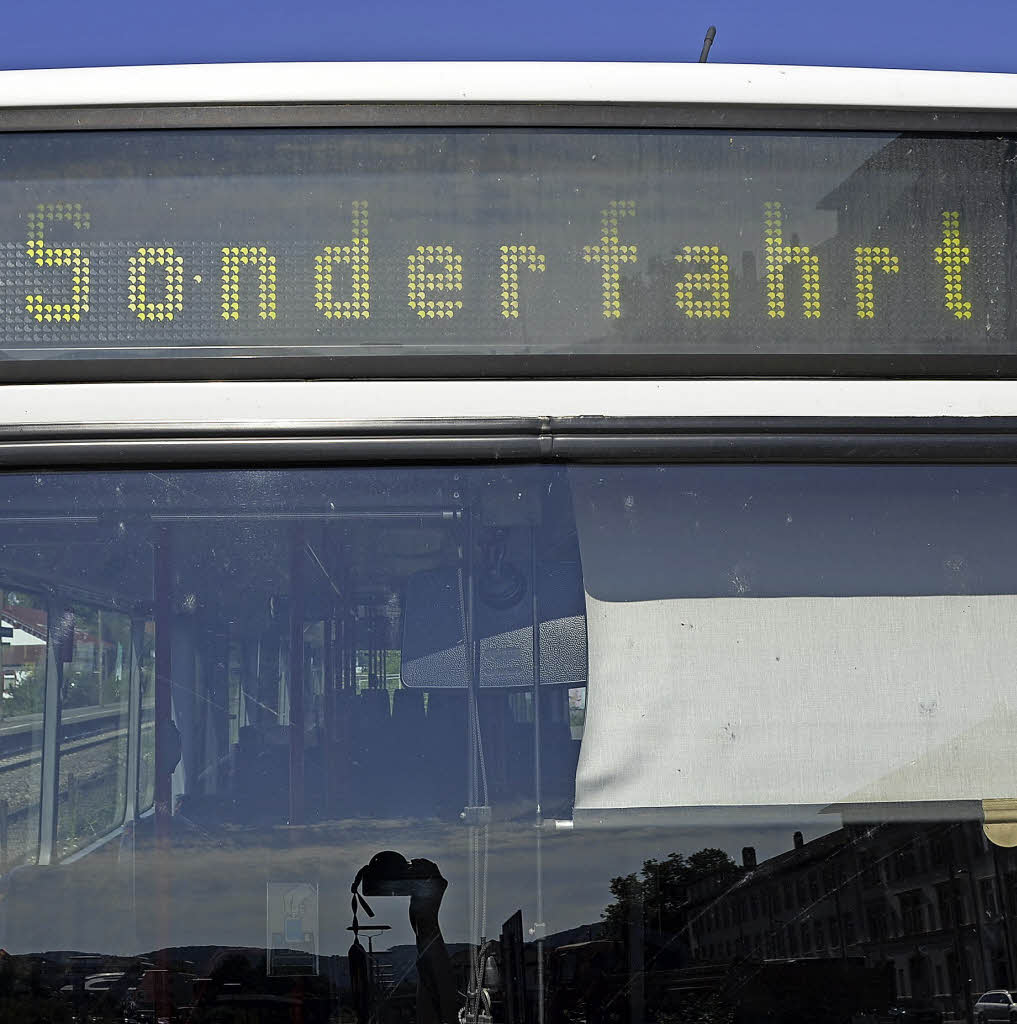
812, 134, 1012, 346
687, 822, 1017, 1012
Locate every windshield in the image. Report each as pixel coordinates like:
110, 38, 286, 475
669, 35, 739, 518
0, 463, 1015, 1024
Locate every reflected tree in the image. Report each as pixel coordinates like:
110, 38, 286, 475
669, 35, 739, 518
603, 848, 738, 938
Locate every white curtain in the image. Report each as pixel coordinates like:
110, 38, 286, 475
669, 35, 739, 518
570, 468, 1017, 823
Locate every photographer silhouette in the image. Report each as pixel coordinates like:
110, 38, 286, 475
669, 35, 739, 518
351, 852, 458, 1024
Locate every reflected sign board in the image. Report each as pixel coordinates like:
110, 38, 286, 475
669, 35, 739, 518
266, 882, 319, 976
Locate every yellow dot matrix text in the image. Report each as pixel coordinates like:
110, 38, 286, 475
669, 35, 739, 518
499, 245, 546, 318
582, 200, 637, 318
853, 246, 899, 319
674, 246, 731, 318
25, 202, 90, 323
763, 201, 821, 319
221, 246, 277, 320
407, 245, 464, 319
128, 248, 184, 321
315, 201, 369, 320
933, 211, 972, 320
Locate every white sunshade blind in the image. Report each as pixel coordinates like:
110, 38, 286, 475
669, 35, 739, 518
570, 465, 1017, 824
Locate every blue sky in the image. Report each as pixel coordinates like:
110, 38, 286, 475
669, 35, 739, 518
3, 0, 1017, 72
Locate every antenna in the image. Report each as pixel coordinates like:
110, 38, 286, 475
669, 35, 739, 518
699, 25, 717, 63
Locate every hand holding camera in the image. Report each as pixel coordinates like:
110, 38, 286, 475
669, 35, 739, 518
350, 851, 457, 1024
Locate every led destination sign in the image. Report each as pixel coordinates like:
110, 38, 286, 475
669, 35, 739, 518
0, 128, 1012, 366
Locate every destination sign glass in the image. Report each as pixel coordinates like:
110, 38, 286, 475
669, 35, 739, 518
0, 128, 1012, 369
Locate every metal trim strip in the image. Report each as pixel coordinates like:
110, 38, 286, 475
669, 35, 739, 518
2, 354, 1017, 384
0, 420, 1012, 466
2, 102, 1017, 132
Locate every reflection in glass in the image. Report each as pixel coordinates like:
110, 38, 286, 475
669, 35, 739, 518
0, 588, 46, 869
57, 604, 131, 856
137, 621, 156, 814
0, 130, 1014, 363
0, 465, 1015, 1024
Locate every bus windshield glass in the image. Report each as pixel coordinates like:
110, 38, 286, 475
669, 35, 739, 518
0, 127, 1012, 369
1, 463, 1017, 1022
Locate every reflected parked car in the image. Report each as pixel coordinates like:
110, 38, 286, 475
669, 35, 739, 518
975, 991, 1017, 1024
877, 999, 944, 1024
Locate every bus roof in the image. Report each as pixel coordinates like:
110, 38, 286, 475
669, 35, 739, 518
1, 61, 1017, 110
